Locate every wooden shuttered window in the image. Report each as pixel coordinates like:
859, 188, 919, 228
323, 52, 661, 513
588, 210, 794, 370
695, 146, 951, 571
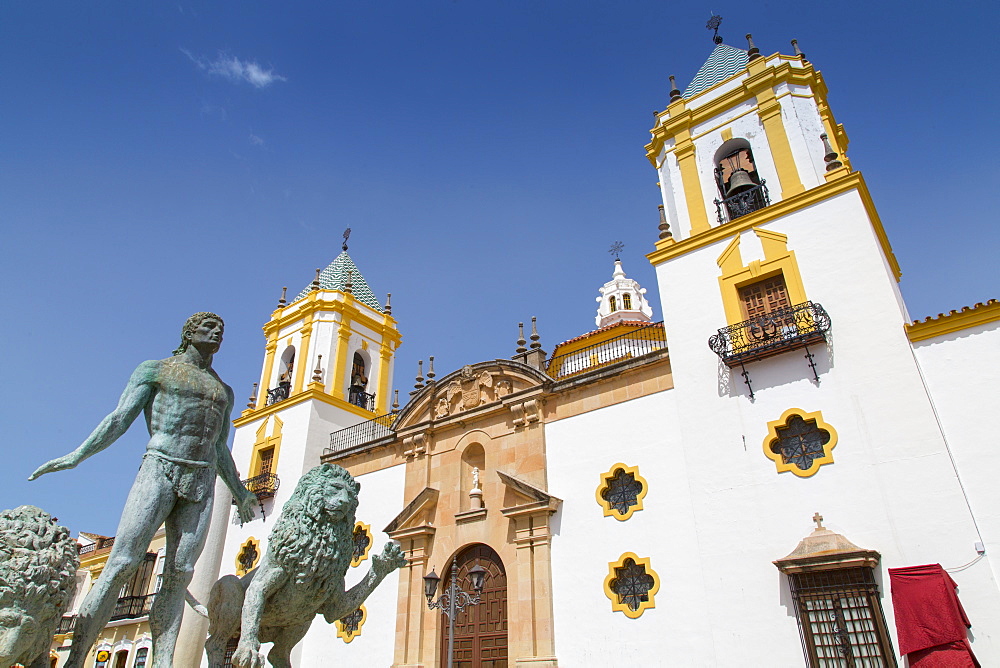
739, 274, 790, 320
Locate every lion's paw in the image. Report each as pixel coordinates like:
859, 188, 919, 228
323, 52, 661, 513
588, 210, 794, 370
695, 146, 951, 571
373, 541, 407, 575
232, 644, 267, 668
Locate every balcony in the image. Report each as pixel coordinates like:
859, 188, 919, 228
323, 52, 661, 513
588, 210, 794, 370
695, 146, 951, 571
714, 181, 770, 223
545, 322, 667, 380
239, 472, 280, 502
110, 594, 155, 621
56, 615, 76, 635
78, 536, 115, 555
348, 388, 376, 411
327, 412, 397, 457
708, 301, 831, 368
266, 382, 290, 406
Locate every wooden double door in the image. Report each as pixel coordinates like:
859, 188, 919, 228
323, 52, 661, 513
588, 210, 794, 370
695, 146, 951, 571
440, 544, 507, 668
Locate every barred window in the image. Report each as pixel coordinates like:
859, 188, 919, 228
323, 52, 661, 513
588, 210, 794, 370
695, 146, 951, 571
351, 522, 373, 567
788, 568, 896, 667
609, 295, 617, 312
223, 636, 239, 668
236, 538, 260, 576
604, 552, 660, 618
596, 464, 648, 521
336, 605, 367, 643
772, 415, 831, 472
623, 293, 632, 310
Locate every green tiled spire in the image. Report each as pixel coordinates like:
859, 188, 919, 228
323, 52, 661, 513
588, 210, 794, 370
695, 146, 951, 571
294, 251, 383, 312
683, 44, 749, 99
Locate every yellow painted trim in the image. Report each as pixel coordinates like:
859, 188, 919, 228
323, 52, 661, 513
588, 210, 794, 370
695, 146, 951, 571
603, 552, 660, 619
235, 536, 261, 576
257, 335, 278, 410
716, 228, 808, 326
351, 521, 373, 567
595, 463, 648, 521
906, 300, 1000, 342
647, 171, 902, 282
293, 317, 313, 395
377, 344, 392, 414
250, 415, 283, 478
720, 127, 733, 142
763, 408, 838, 477
333, 320, 352, 400
675, 134, 710, 234
335, 604, 367, 643
756, 95, 805, 198
264, 290, 401, 348
234, 385, 377, 428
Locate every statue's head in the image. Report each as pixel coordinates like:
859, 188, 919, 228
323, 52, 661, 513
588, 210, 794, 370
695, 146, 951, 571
173, 312, 225, 356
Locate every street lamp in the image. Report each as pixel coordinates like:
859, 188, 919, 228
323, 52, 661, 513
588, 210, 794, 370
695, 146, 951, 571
424, 558, 487, 668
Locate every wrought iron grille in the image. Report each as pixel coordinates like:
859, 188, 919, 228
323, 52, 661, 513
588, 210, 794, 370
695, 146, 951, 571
240, 472, 280, 501
714, 181, 770, 223
266, 383, 290, 406
709, 301, 830, 367
348, 388, 376, 411
608, 558, 656, 612
79, 536, 116, 555
326, 412, 397, 456
546, 322, 666, 380
770, 415, 832, 472
237, 541, 259, 573
601, 468, 644, 516
110, 593, 155, 621
352, 525, 372, 563
340, 608, 364, 633
223, 637, 239, 668
788, 568, 897, 667
56, 615, 76, 634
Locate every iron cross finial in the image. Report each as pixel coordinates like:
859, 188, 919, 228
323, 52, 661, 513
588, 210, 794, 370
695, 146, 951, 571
342, 227, 351, 251
609, 241, 625, 261
812, 512, 824, 529
707, 14, 723, 44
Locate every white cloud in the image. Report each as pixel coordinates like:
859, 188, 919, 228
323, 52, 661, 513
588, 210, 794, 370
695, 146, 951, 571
249, 133, 265, 146
182, 49, 286, 88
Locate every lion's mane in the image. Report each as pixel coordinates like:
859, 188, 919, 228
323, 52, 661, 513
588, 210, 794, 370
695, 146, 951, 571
0, 505, 79, 663
267, 464, 359, 588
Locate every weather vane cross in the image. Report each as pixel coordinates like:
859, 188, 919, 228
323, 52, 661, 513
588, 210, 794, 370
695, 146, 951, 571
707, 14, 723, 44
609, 241, 625, 261
342, 227, 351, 251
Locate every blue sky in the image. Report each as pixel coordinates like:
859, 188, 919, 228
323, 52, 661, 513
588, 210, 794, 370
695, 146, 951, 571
2, 1, 996, 536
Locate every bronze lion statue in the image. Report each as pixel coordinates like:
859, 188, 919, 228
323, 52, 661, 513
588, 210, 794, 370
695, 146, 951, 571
203, 463, 406, 668
0, 505, 79, 668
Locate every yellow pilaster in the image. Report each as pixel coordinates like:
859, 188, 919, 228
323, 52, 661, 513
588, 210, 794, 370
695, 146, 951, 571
755, 89, 804, 199
675, 129, 710, 235
377, 343, 392, 414
257, 334, 278, 410
333, 319, 352, 400
293, 315, 314, 395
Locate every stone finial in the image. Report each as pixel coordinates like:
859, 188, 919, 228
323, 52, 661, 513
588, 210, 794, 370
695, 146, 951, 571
248, 382, 258, 409
791, 39, 807, 62
657, 205, 672, 240
384, 292, 392, 315
820, 133, 843, 171
427, 356, 436, 381
392, 389, 400, 412
516, 323, 527, 354
529, 317, 541, 350
414, 360, 424, 390
344, 269, 354, 295
277, 286, 287, 308
311, 355, 323, 383
310, 268, 321, 291
746, 33, 761, 61
669, 75, 681, 103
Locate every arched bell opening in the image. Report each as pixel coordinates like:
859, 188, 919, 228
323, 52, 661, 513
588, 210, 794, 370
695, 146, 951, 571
268, 345, 295, 405
437, 543, 507, 668
713, 138, 770, 221
348, 350, 374, 411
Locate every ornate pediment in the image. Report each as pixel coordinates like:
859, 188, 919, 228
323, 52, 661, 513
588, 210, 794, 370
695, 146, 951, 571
394, 359, 548, 430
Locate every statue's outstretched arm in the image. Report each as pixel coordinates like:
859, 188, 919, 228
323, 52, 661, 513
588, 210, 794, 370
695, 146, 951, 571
322, 542, 407, 623
214, 384, 257, 523
29, 360, 158, 480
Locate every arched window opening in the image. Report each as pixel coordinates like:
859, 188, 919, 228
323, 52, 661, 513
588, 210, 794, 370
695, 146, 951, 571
348, 352, 374, 411
268, 346, 295, 405
622, 293, 632, 310
113, 650, 129, 668
461, 444, 486, 511
133, 647, 149, 668
713, 138, 770, 222
439, 544, 507, 668
609, 295, 617, 313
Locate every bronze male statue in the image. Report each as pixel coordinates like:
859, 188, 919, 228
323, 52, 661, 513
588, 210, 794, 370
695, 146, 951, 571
30, 312, 258, 668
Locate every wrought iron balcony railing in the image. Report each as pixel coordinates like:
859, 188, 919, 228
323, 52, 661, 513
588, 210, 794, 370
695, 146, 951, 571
348, 388, 376, 411
79, 536, 115, 555
240, 472, 280, 501
545, 322, 667, 380
266, 383, 291, 406
327, 412, 397, 457
56, 615, 76, 634
110, 593, 155, 621
714, 181, 770, 223
708, 301, 831, 367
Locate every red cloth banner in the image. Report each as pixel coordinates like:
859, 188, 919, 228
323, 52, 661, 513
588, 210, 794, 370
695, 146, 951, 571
888, 563, 978, 667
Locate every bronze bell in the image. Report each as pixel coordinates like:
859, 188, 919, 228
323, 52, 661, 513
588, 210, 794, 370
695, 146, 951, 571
726, 168, 756, 195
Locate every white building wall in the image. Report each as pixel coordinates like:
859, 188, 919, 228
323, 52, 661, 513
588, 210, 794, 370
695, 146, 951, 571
297, 463, 406, 667
913, 322, 1000, 585
641, 190, 1000, 663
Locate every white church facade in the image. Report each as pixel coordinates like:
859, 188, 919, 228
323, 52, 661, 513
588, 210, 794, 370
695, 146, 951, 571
188, 27, 1000, 668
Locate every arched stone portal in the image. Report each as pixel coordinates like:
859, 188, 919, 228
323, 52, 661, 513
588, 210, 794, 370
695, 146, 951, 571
440, 543, 507, 667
